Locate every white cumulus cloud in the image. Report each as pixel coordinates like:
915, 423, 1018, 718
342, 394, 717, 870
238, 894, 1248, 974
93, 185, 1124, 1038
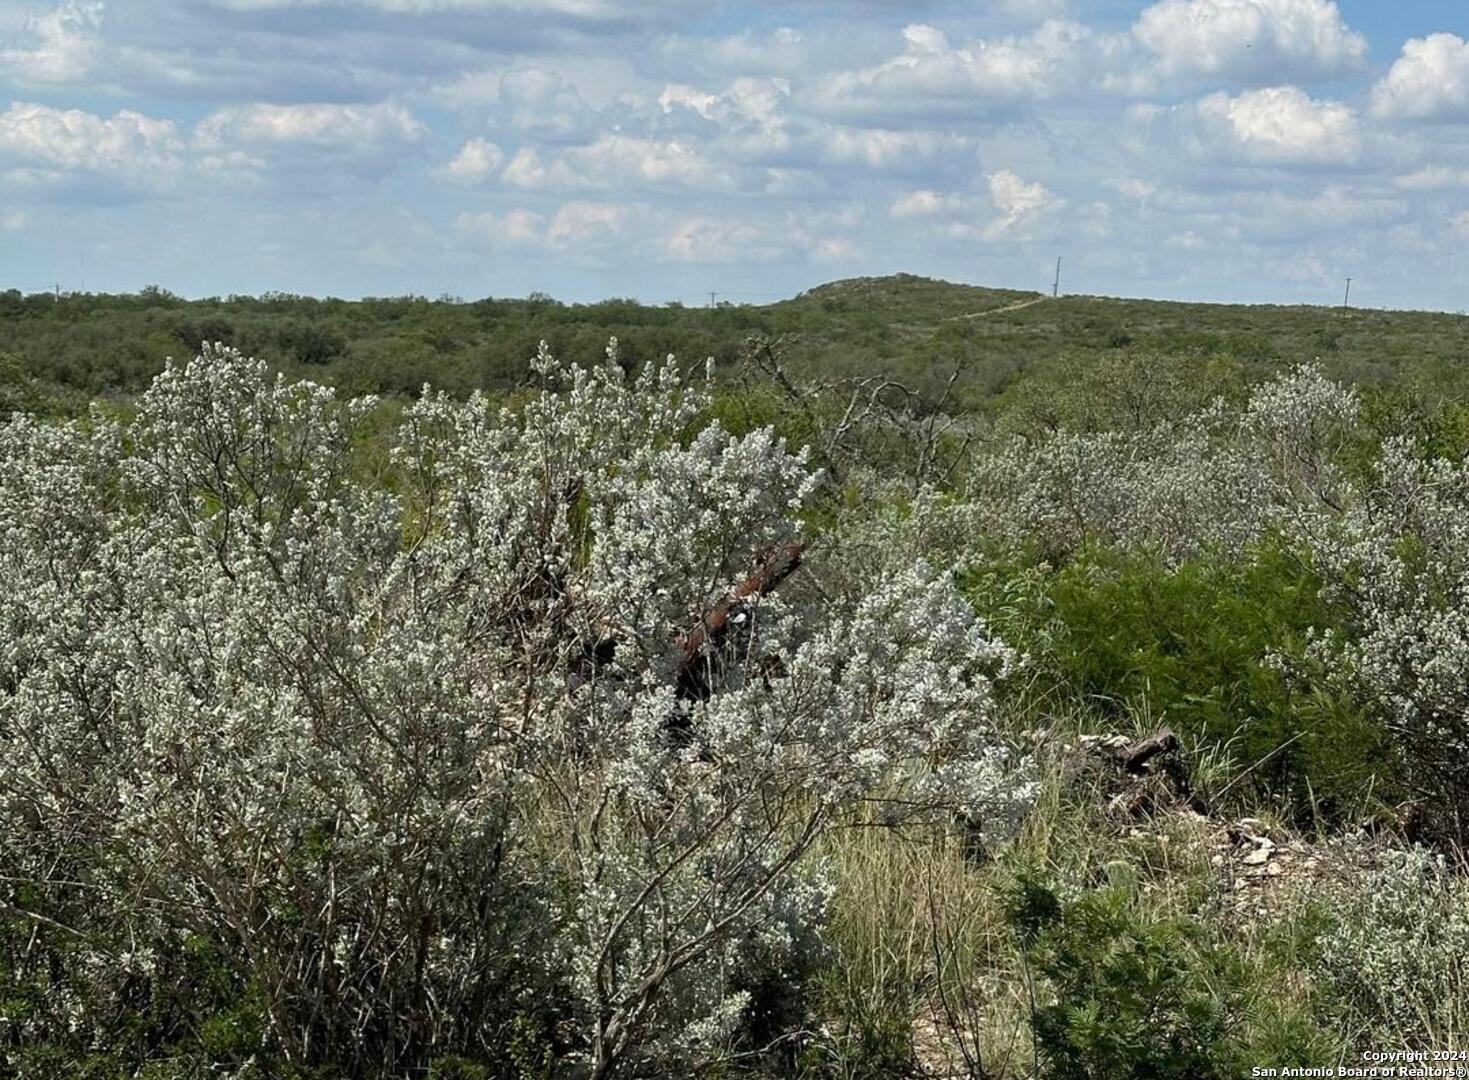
0, 101, 183, 183
1196, 85, 1358, 165
456, 200, 632, 251
501, 135, 729, 192
191, 101, 425, 180
818, 127, 965, 170
1133, 0, 1366, 82
546, 200, 628, 244
442, 137, 503, 183
195, 102, 424, 151
1371, 34, 1469, 121
0, 0, 103, 84
984, 168, 1057, 237
813, 18, 1093, 120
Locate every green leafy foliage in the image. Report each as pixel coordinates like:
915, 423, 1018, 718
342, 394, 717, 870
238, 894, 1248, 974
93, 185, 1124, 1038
7, 275, 1469, 422
1004, 875, 1332, 1080
972, 540, 1387, 818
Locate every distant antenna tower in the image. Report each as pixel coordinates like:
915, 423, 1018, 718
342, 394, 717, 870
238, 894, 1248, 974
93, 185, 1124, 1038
1342, 277, 1352, 311
1052, 256, 1062, 298
708, 291, 717, 309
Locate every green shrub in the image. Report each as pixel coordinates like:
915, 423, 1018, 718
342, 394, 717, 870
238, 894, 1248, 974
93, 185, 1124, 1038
980, 540, 1387, 818
1004, 874, 1330, 1080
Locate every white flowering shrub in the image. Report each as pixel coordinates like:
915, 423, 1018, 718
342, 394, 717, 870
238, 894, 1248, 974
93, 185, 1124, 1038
1241, 364, 1360, 509
967, 366, 1359, 562
0, 342, 1029, 1076
1300, 435, 1469, 830
1315, 844, 1469, 1045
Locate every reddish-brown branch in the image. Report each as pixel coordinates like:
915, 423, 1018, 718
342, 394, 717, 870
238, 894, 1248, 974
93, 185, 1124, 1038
675, 541, 805, 701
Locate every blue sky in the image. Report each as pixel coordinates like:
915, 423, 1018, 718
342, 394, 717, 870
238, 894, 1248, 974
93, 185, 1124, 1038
1, 0, 1467, 309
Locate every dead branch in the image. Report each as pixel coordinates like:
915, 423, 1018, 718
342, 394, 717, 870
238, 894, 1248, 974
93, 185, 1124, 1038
676, 541, 805, 701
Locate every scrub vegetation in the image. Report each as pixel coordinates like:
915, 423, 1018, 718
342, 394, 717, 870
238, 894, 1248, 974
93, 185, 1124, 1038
4, 275, 1469, 1077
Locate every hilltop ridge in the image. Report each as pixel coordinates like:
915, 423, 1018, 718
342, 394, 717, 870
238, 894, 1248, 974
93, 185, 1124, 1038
3, 274, 1468, 409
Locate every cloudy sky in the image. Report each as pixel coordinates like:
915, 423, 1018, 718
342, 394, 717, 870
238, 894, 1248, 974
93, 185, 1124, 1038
0, 0, 1467, 308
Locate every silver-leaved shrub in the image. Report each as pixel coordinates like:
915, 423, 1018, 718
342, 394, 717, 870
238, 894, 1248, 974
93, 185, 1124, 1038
1315, 843, 1469, 1045
0, 342, 1030, 1076
1302, 434, 1469, 830
967, 365, 1359, 562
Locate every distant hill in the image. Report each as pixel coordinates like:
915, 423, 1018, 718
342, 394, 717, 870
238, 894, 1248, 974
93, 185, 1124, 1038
3, 275, 1468, 414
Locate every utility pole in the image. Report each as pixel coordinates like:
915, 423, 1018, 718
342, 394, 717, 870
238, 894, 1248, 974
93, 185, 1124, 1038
1052, 256, 1062, 298
708, 291, 716, 309
1342, 277, 1352, 311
